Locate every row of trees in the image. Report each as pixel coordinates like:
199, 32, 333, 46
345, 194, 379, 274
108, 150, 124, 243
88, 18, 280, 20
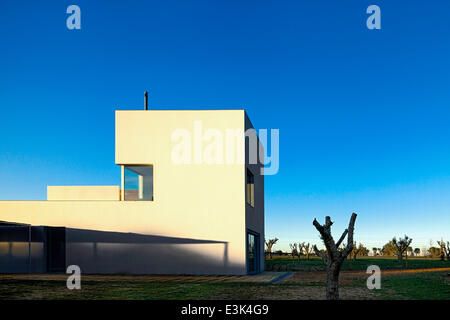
287, 242, 312, 260
372, 245, 418, 257
376, 238, 450, 260
265, 239, 315, 260
266, 237, 450, 261
265, 240, 376, 260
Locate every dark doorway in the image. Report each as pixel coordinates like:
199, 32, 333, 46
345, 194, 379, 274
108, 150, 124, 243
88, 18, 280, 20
247, 231, 260, 274
45, 227, 66, 272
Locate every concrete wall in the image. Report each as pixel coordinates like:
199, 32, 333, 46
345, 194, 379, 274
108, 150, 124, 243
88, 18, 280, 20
47, 186, 120, 201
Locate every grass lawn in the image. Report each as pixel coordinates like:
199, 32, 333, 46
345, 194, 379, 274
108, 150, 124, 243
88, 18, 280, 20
265, 256, 450, 271
377, 272, 450, 300
0, 270, 448, 300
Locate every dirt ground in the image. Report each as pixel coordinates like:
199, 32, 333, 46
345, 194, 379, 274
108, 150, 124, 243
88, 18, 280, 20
206, 285, 379, 300
278, 267, 450, 285
0, 271, 285, 283
3, 268, 447, 283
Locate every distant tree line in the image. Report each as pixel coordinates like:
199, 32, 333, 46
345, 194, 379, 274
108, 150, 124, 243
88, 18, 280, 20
265, 236, 450, 261
265, 240, 313, 260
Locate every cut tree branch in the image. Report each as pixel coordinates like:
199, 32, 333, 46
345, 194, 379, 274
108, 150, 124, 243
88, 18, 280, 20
336, 229, 348, 248
312, 244, 327, 262
313, 216, 338, 260
342, 213, 357, 258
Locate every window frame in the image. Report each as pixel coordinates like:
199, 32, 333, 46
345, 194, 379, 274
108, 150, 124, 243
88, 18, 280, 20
246, 168, 255, 207
120, 164, 154, 201
246, 229, 260, 274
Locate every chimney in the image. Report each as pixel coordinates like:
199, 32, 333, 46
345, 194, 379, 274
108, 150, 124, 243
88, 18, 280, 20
144, 91, 148, 110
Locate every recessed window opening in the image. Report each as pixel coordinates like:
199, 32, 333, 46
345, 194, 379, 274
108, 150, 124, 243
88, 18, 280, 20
124, 165, 153, 201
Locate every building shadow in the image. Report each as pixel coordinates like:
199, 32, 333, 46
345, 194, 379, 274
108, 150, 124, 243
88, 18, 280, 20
0, 222, 242, 275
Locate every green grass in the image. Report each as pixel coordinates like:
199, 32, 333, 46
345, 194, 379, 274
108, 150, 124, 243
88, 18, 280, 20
0, 280, 309, 300
380, 272, 450, 300
265, 256, 450, 271
350, 271, 450, 300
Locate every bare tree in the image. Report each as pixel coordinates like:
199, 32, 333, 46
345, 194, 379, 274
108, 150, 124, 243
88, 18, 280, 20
437, 240, 450, 261
297, 242, 304, 261
351, 242, 361, 260
265, 238, 279, 260
289, 243, 298, 260
301, 242, 311, 260
312, 212, 357, 300
392, 235, 412, 263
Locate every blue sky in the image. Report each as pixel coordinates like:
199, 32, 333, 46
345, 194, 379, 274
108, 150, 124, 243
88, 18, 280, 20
1, 0, 450, 251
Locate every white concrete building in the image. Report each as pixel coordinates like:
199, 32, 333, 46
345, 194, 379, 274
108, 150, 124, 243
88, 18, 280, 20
0, 109, 265, 275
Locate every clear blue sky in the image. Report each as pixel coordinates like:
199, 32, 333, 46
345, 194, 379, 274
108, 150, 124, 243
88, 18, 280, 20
1, 0, 450, 251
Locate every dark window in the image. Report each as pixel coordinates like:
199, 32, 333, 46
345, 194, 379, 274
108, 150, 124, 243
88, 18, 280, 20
46, 227, 66, 273
246, 169, 255, 207
247, 232, 259, 274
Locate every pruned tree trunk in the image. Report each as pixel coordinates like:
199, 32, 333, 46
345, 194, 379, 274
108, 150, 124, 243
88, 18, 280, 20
405, 249, 408, 268
312, 213, 357, 300
326, 263, 341, 300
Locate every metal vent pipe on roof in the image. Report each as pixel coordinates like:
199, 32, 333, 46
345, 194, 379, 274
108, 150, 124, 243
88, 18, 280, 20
144, 91, 148, 110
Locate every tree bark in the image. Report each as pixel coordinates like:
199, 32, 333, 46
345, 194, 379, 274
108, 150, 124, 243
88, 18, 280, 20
326, 263, 341, 300
405, 249, 408, 268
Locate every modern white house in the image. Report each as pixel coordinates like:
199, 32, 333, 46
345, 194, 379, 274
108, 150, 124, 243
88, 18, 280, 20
0, 109, 265, 275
